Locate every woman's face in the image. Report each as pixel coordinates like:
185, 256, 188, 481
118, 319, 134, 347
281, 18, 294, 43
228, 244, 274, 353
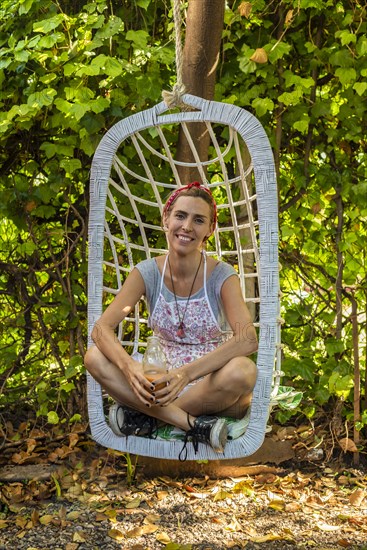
163, 196, 213, 251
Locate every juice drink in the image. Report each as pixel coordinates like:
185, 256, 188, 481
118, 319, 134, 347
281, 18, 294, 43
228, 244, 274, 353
143, 336, 167, 392
144, 368, 166, 392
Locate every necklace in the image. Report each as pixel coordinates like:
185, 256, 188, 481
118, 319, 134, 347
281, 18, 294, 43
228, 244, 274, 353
167, 253, 203, 338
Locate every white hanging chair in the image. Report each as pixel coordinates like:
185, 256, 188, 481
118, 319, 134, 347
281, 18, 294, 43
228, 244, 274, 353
87, 93, 281, 460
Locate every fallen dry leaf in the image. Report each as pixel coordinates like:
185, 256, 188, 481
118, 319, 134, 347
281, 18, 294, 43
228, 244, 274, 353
104, 508, 118, 520
252, 533, 293, 543
39, 514, 54, 525
156, 490, 169, 500
26, 439, 37, 453
66, 510, 81, 520
268, 498, 285, 511
126, 524, 159, 538
95, 512, 109, 522
69, 433, 79, 448
156, 531, 171, 544
317, 522, 341, 532
31, 508, 39, 526
185, 489, 210, 499
125, 497, 141, 509
144, 513, 161, 524
107, 528, 124, 541
349, 488, 366, 507
213, 489, 232, 501
15, 515, 27, 528
255, 473, 277, 484
73, 531, 88, 542
338, 438, 358, 453
224, 516, 242, 532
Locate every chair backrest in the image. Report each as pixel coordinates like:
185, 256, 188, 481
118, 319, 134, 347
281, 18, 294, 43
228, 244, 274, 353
87, 94, 280, 459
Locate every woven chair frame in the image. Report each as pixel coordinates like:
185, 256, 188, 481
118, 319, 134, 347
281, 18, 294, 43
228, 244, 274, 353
87, 94, 280, 460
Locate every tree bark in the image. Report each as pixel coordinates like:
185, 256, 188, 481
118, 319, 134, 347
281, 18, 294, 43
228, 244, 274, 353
176, 0, 225, 183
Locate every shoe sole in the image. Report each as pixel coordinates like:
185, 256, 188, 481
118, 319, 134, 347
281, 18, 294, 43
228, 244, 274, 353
109, 403, 125, 435
210, 418, 228, 453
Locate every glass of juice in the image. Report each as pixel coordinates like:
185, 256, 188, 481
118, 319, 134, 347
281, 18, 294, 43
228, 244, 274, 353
143, 336, 167, 392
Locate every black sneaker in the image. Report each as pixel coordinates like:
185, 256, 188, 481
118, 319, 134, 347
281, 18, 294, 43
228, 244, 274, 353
179, 415, 228, 461
109, 404, 158, 438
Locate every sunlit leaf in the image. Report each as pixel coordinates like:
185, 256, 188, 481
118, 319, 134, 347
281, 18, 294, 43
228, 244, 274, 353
107, 528, 124, 541
125, 497, 141, 509
156, 532, 171, 544
39, 514, 54, 525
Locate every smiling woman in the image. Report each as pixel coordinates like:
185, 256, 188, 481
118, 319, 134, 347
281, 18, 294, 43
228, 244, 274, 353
84, 182, 258, 459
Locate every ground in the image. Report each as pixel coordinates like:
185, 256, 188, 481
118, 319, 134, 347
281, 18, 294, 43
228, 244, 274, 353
0, 420, 366, 550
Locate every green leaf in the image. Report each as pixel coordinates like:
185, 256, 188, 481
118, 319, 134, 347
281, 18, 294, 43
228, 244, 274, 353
19, 241, 37, 255
252, 97, 274, 117
55, 98, 72, 114
335, 67, 356, 86
293, 117, 310, 133
278, 89, 303, 106
90, 97, 110, 113
94, 16, 123, 39
40, 142, 75, 158
38, 33, 65, 49
60, 159, 82, 174
33, 205, 56, 219
64, 86, 95, 102
125, 29, 150, 49
283, 71, 315, 90
19, 0, 35, 15
300, 0, 324, 8
15, 50, 29, 63
60, 382, 75, 393
104, 57, 123, 77
356, 37, 367, 57
69, 414, 82, 424
325, 339, 345, 356
335, 30, 356, 46
70, 103, 89, 120
267, 41, 292, 63
33, 15, 64, 34
47, 411, 60, 424
353, 82, 367, 97
27, 89, 57, 108
136, 0, 151, 8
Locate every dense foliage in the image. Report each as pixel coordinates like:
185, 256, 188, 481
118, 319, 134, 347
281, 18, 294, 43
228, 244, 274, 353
0, 0, 366, 437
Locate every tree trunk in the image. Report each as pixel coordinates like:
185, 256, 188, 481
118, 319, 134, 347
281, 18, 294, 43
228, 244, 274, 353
176, 0, 225, 183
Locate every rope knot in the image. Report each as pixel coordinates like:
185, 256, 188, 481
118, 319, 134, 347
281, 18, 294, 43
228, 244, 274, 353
162, 82, 186, 108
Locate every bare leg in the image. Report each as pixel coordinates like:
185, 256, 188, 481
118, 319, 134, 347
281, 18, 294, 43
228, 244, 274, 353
85, 346, 192, 430
85, 346, 256, 429
175, 356, 257, 418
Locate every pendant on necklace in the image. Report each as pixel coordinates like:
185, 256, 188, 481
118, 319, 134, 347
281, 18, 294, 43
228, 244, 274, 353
176, 323, 185, 338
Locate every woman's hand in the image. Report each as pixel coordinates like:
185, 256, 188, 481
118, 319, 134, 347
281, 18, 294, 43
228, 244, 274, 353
151, 368, 190, 406
121, 359, 157, 407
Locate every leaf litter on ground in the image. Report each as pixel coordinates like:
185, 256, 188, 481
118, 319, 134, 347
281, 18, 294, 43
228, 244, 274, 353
0, 420, 366, 549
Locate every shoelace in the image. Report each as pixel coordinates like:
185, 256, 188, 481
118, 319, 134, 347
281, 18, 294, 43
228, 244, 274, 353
145, 416, 158, 439
179, 414, 198, 462
118, 408, 158, 439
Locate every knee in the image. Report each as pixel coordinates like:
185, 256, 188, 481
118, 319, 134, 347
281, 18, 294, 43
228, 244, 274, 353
84, 345, 104, 379
216, 357, 257, 394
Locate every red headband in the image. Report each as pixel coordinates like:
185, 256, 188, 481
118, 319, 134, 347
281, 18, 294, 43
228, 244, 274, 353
163, 182, 217, 227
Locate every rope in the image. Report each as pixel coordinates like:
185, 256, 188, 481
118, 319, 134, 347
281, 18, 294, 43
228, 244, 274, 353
162, 0, 186, 108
